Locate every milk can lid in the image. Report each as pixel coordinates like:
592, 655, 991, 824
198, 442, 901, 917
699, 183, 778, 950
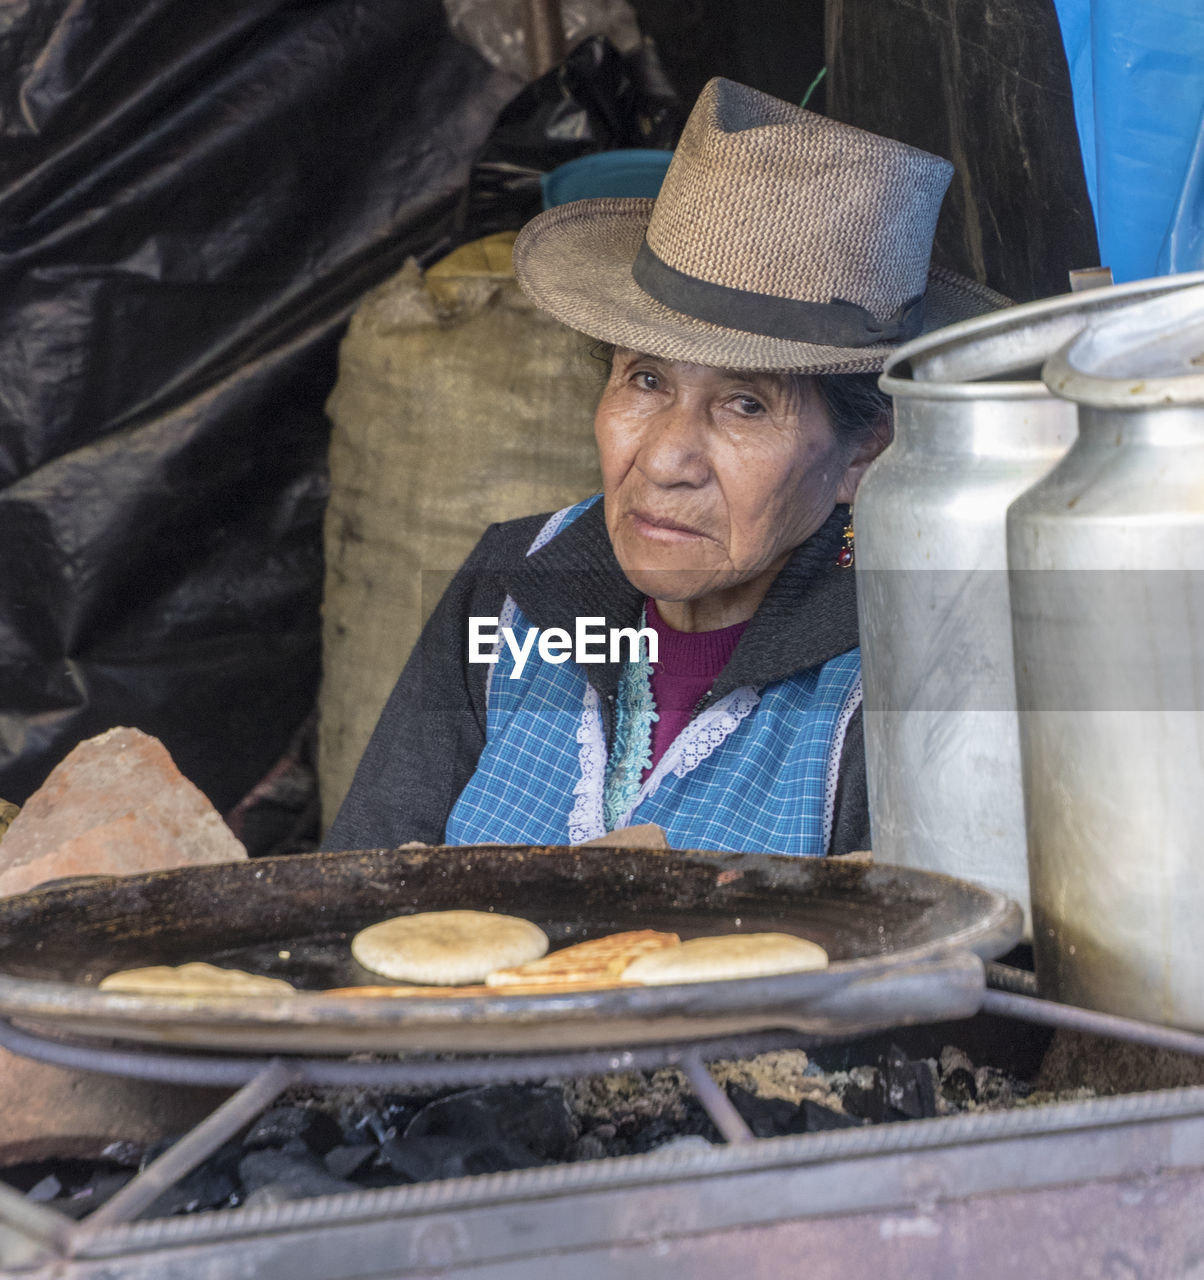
1044, 280, 1204, 407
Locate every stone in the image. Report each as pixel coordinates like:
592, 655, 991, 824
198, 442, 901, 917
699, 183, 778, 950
0, 1045, 233, 1165
0, 727, 245, 898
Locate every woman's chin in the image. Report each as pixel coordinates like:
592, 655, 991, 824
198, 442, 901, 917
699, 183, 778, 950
617, 565, 719, 604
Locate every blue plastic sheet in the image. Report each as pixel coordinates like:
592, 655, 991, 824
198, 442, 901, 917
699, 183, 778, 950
1053, 0, 1204, 280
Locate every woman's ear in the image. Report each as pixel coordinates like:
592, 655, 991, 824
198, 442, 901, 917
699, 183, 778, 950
835, 414, 893, 505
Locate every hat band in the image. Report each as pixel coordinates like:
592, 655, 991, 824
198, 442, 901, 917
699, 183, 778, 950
632, 239, 926, 348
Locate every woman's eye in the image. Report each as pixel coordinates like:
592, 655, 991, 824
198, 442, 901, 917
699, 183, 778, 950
733, 395, 766, 416
633, 370, 660, 391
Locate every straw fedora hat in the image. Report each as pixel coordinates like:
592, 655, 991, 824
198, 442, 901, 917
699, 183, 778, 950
514, 78, 1006, 374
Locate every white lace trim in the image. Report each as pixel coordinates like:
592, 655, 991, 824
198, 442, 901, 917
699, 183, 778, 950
671, 688, 761, 778
823, 673, 863, 853
613, 687, 761, 829
526, 503, 575, 557
568, 683, 608, 843
484, 505, 577, 709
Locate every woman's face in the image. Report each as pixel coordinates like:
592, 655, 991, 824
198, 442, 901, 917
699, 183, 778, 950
596, 349, 877, 630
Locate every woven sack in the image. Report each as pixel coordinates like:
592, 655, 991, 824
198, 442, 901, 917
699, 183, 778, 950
320, 233, 603, 827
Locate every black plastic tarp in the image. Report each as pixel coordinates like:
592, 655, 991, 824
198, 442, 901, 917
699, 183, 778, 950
0, 0, 517, 812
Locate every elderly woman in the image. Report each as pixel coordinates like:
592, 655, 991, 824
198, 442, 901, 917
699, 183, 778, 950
325, 78, 1000, 858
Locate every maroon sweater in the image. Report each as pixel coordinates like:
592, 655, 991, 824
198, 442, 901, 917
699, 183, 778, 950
643, 597, 748, 777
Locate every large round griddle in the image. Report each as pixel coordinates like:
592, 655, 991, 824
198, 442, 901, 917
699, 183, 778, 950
0, 845, 1022, 1053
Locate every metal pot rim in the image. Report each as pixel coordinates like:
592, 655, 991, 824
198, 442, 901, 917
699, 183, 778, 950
882, 270, 1204, 394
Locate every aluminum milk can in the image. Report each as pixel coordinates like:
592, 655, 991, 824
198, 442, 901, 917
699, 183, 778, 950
861, 272, 1204, 935
1008, 283, 1204, 1030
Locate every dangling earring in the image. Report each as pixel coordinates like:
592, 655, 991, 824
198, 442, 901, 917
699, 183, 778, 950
837, 512, 855, 569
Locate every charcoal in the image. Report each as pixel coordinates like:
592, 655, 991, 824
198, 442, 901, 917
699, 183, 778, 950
342, 1104, 395, 1146
935, 1046, 978, 1107
648, 1134, 713, 1155
238, 1149, 359, 1202
798, 1100, 862, 1132
726, 1084, 803, 1138
58, 1171, 136, 1220
324, 1143, 377, 1181
146, 1161, 239, 1217
840, 1068, 889, 1123
571, 1123, 622, 1161
571, 1133, 610, 1162
723, 1085, 861, 1137
356, 1167, 410, 1190
0, 1027, 1062, 1221
139, 1136, 183, 1170
450, 1136, 545, 1172
26, 1173, 61, 1202
100, 1141, 144, 1169
244, 1106, 342, 1155
629, 1112, 715, 1154
7, 1159, 126, 1201
942, 1066, 978, 1107
939, 1046, 975, 1077
914, 1059, 940, 1118
461, 1138, 549, 1176
379, 1134, 545, 1182
883, 1046, 939, 1121
378, 1136, 469, 1182
141, 1137, 244, 1218
974, 1065, 1030, 1109
338, 1095, 425, 1147
404, 1086, 576, 1162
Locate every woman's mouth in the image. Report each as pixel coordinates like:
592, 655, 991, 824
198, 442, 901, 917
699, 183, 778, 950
629, 511, 708, 541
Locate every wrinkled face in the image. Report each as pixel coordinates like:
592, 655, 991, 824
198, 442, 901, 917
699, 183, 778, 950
596, 349, 867, 626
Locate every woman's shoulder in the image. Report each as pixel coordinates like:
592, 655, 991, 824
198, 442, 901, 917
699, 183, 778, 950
469, 495, 603, 566
469, 511, 552, 562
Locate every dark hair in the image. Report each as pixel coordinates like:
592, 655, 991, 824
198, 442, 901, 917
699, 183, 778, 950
586, 340, 893, 450
812, 372, 893, 450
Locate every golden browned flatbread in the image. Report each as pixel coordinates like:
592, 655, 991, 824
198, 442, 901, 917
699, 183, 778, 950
98, 962, 296, 997
319, 978, 640, 997
350, 909, 548, 985
485, 929, 680, 987
621, 933, 829, 985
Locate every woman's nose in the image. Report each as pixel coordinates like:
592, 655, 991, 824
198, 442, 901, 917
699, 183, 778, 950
636, 402, 710, 487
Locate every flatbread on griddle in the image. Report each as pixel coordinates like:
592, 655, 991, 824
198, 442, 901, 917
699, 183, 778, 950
620, 933, 828, 985
320, 978, 639, 997
98, 962, 296, 997
485, 929, 680, 987
350, 909, 548, 986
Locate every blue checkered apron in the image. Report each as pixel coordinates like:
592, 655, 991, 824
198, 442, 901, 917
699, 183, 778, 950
445, 498, 862, 855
